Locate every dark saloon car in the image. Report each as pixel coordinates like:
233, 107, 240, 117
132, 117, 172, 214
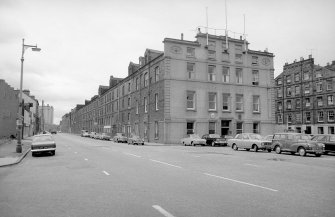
271, 133, 324, 157
311, 134, 335, 154
202, 134, 227, 146
31, 134, 56, 156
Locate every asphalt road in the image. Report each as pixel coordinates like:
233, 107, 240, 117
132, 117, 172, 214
1, 133, 335, 217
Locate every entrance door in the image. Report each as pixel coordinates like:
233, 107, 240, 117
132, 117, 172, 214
221, 120, 230, 136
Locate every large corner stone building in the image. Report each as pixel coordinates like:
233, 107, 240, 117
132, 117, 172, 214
62, 32, 275, 144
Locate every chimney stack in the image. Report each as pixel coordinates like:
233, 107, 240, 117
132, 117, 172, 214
300, 57, 304, 61
308, 54, 312, 59
181, 33, 184, 40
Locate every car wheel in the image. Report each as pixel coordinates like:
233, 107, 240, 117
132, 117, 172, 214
245, 148, 250, 151
253, 145, 258, 152
232, 144, 238, 151
275, 145, 281, 154
51, 150, 55, 156
32, 152, 35, 157
298, 147, 306, 157
191, 142, 195, 146
267, 149, 271, 152
315, 153, 321, 157
183, 142, 186, 146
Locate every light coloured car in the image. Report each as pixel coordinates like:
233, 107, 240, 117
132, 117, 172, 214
229, 133, 272, 152
31, 134, 56, 156
99, 133, 111, 140
181, 134, 206, 146
113, 133, 128, 143
93, 133, 101, 139
89, 132, 97, 138
128, 134, 144, 145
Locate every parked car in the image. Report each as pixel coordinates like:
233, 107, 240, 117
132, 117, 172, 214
181, 134, 206, 146
113, 133, 128, 143
229, 133, 272, 152
89, 132, 97, 138
311, 134, 335, 154
31, 134, 56, 156
50, 130, 57, 134
99, 133, 111, 140
128, 134, 144, 145
93, 133, 101, 139
202, 134, 227, 146
82, 132, 90, 137
81, 130, 89, 137
271, 133, 324, 157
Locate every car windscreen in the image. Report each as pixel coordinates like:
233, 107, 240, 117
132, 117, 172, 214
33, 135, 53, 142
209, 134, 220, 138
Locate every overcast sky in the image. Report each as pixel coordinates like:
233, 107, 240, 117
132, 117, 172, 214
1, 0, 334, 124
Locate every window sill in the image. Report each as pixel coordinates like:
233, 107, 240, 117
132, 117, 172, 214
186, 109, 196, 112
253, 111, 261, 114
222, 110, 231, 113
236, 110, 244, 113
208, 110, 217, 112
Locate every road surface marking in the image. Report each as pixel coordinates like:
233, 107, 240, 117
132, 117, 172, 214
103, 171, 110, 176
152, 205, 175, 217
150, 159, 182, 169
244, 163, 259, 167
124, 152, 142, 158
204, 173, 278, 192
84, 158, 88, 161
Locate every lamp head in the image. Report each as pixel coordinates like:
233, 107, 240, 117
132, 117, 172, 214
32, 47, 41, 52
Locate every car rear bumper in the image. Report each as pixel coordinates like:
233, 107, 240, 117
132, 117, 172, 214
31, 148, 56, 152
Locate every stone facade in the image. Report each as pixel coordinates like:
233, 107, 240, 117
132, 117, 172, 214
0, 79, 18, 138
61, 32, 276, 144
275, 57, 335, 134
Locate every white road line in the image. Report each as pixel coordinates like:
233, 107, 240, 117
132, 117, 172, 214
150, 159, 182, 169
204, 173, 278, 192
152, 205, 175, 217
244, 163, 259, 167
124, 152, 142, 158
103, 171, 110, 176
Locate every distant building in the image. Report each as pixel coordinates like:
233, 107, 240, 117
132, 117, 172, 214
0, 79, 18, 138
275, 56, 335, 134
62, 30, 276, 143
39, 104, 54, 125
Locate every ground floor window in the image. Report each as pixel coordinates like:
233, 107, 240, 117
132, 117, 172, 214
209, 122, 216, 134
253, 122, 259, 134
329, 126, 334, 134
187, 122, 194, 134
318, 127, 324, 134
305, 126, 311, 134
236, 122, 243, 134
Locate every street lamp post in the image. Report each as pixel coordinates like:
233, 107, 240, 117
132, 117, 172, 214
16, 38, 41, 153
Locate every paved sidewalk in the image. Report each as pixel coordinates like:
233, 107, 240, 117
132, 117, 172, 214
0, 137, 31, 167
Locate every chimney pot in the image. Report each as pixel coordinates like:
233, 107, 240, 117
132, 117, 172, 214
181, 33, 184, 40
300, 57, 304, 61
240, 36, 242, 40
308, 54, 312, 59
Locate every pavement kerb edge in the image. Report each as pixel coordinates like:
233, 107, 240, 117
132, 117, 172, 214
0, 148, 31, 168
